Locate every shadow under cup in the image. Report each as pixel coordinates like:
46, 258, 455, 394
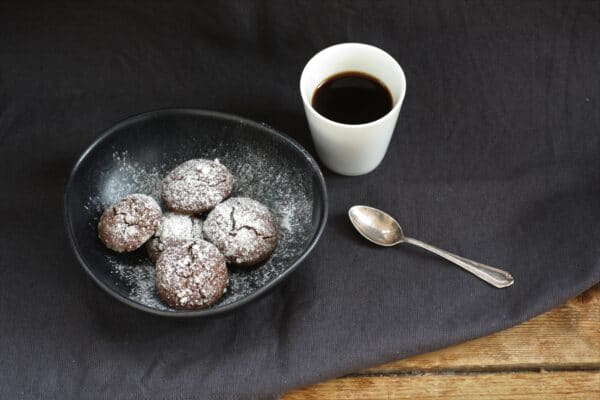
300, 43, 406, 176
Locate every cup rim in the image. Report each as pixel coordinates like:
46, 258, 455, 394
299, 42, 406, 129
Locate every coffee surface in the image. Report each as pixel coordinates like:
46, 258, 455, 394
311, 71, 393, 124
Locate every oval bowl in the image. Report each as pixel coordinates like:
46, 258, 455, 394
64, 109, 327, 317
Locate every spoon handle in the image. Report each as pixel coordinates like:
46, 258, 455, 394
403, 237, 514, 288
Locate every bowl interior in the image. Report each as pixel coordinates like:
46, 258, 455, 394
65, 110, 327, 316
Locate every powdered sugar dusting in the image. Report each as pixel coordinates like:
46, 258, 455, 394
146, 212, 203, 261
104, 152, 164, 205
91, 137, 314, 311
97, 194, 161, 252
155, 240, 228, 309
84, 151, 165, 216
203, 197, 277, 266
212, 145, 313, 306
159, 213, 203, 240
162, 159, 233, 213
109, 258, 169, 311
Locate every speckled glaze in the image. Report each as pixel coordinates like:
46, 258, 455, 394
64, 109, 327, 317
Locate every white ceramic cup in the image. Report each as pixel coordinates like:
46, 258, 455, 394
300, 43, 406, 176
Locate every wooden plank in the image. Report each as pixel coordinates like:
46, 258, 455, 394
365, 285, 600, 372
283, 371, 600, 400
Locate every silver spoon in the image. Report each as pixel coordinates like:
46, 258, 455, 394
348, 205, 514, 288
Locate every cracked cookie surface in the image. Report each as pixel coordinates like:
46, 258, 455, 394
155, 240, 228, 309
98, 194, 162, 252
161, 159, 234, 214
146, 212, 203, 262
203, 197, 277, 267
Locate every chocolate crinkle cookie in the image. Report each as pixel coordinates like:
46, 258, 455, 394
146, 212, 203, 262
155, 240, 229, 309
203, 197, 278, 267
98, 194, 162, 252
161, 159, 234, 214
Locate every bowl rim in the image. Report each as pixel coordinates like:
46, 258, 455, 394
64, 108, 328, 318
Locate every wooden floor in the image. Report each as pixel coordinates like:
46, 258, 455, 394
284, 285, 600, 399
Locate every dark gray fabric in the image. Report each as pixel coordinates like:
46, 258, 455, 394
1, 1, 599, 399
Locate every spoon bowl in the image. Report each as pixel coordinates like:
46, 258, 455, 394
348, 205, 404, 246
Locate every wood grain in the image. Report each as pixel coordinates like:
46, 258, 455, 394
366, 285, 600, 372
283, 286, 599, 399
283, 371, 600, 400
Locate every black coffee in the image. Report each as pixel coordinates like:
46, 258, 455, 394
311, 71, 393, 124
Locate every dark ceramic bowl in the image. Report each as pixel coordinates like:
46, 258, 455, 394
64, 109, 327, 317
